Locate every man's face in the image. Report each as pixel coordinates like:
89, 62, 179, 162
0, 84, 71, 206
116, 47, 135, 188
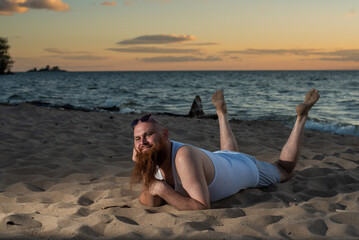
133, 122, 165, 153
132, 122, 168, 185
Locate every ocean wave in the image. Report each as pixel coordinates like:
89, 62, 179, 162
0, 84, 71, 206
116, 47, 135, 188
120, 107, 141, 114
305, 120, 359, 136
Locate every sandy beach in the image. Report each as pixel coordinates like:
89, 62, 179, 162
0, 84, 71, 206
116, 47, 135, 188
0, 103, 358, 239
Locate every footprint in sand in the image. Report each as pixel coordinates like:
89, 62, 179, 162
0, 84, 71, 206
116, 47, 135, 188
76, 207, 94, 217
77, 191, 107, 206
330, 212, 359, 226
115, 216, 139, 225
77, 195, 94, 206
307, 219, 328, 236
0, 213, 42, 232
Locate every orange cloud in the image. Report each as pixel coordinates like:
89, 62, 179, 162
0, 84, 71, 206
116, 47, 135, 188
118, 34, 196, 45
44, 48, 108, 61
140, 55, 222, 62
124, 0, 136, 4
44, 48, 89, 54
108, 46, 202, 54
102, 1, 116, 6
224, 48, 359, 63
345, 9, 356, 17
0, 0, 28, 15
0, 0, 69, 15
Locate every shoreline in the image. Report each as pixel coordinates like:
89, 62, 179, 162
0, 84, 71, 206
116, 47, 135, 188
0, 103, 358, 239
1, 101, 358, 137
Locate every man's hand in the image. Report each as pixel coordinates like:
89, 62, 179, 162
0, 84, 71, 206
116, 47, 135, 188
132, 148, 137, 162
139, 182, 164, 207
148, 179, 168, 196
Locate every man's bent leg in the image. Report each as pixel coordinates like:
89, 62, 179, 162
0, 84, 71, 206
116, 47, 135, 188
275, 89, 320, 181
212, 90, 239, 152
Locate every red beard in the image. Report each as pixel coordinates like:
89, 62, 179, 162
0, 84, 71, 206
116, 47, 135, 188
131, 137, 168, 187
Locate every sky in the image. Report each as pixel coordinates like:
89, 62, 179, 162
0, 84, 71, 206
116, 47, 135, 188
1, 0, 359, 71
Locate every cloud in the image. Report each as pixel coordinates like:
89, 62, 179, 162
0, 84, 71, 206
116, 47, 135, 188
345, 8, 356, 17
0, 0, 69, 15
61, 55, 108, 61
0, 0, 28, 15
317, 49, 359, 62
118, 34, 196, 45
185, 42, 220, 46
102, 1, 116, 6
44, 48, 108, 61
139, 55, 222, 62
223, 48, 318, 56
19, 0, 69, 10
230, 56, 240, 61
107, 46, 201, 54
124, 0, 136, 4
224, 48, 359, 63
44, 48, 88, 54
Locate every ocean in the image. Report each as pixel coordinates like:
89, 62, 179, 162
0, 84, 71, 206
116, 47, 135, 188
1, 71, 358, 136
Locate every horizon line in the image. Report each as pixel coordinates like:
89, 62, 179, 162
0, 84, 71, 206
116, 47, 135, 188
12, 69, 359, 73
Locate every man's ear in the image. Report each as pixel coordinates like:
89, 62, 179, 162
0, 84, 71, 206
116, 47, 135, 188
163, 128, 169, 141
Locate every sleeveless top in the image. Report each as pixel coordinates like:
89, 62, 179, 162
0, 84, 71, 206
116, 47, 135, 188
156, 141, 259, 202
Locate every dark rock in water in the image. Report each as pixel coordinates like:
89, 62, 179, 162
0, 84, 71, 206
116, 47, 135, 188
189, 95, 205, 117
97, 106, 120, 112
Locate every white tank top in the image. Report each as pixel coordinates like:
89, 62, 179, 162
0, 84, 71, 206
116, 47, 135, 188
165, 141, 259, 202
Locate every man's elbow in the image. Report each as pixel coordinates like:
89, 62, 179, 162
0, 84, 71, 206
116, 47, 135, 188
139, 195, 163, 207
197, 203, 210, 210
139, 199, 162, 207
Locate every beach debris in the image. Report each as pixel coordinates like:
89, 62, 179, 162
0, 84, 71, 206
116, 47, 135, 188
188, 95, 205, 117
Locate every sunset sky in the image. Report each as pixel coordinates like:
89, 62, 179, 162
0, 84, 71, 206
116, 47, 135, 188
1, 0, 359, 71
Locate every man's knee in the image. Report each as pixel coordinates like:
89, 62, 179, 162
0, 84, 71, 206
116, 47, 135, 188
274, 160, 294, 182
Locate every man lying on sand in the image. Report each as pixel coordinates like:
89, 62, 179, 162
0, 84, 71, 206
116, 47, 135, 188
131, 89, 320, 210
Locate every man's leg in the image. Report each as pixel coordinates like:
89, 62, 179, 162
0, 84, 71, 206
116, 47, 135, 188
274, 89, 320, 181
212, 90, 239, 152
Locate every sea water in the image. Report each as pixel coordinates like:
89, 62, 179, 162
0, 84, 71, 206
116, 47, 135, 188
1, 71, 358, 136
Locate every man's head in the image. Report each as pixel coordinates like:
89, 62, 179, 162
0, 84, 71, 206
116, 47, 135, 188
131, 114, 170, 186
132, 114, 168, 154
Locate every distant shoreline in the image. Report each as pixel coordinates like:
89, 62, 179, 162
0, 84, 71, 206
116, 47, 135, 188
27, 65, 66, 72
10, 69, 359, 73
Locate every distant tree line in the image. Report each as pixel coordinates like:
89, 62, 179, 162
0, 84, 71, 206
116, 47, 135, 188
28, 65, 66, 72
0, 37, 14, 74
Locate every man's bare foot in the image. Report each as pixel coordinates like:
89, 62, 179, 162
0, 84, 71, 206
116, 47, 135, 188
296, 89, 320, 116
212, 89, 227, 114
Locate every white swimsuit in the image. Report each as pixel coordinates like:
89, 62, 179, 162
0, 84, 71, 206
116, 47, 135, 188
156, 141, 261, 202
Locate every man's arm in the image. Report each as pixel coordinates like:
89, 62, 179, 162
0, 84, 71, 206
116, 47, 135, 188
149, 180, 209, 210
149, 147, 211, 210
139, 184, 164, 207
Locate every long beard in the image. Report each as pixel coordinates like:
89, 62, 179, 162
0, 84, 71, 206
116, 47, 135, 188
131, 138, 168, 187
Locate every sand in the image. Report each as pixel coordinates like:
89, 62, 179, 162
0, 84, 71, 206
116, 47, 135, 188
0, 103, 358, 239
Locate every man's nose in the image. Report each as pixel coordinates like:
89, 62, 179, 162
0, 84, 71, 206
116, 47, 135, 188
140, 137, 148, 145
